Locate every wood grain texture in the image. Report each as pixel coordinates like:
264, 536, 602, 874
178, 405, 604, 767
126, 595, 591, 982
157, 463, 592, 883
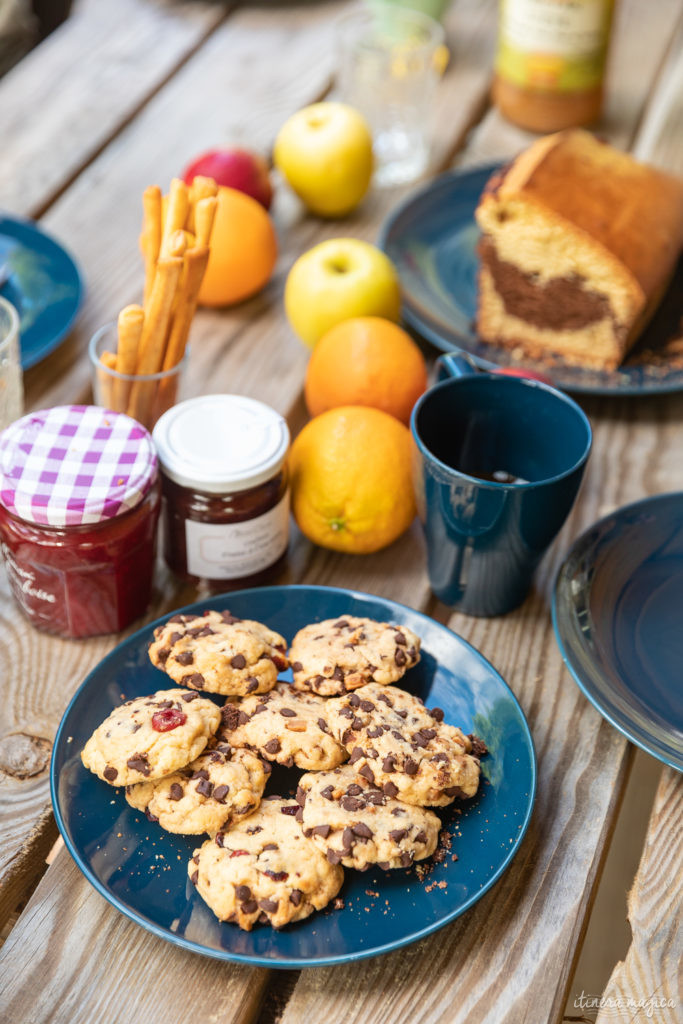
0, 847, 269, 1024
0, 0, 225, 219
595, 770, 682, 1024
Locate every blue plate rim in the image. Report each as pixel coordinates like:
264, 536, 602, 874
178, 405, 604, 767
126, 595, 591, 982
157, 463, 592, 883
378, 164, 683, 398
0, 212, 85, 370
552, 492, 683, 771
50, 583, 537, 968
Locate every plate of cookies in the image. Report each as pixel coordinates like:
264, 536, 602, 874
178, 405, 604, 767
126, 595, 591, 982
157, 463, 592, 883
51, 585, 536, 966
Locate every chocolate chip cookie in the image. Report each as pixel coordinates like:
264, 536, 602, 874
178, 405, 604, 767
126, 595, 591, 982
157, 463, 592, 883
298, 765, 440, 871
326, 683, 481, 807
81, 689, 222, 786
125, 742, 268, 834
289, 616, 421, 696
220, 682, 347, 771
149, 610, 288, 696
188, 796, 344, 930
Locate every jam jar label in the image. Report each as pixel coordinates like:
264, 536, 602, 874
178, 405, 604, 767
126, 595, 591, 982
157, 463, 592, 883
184, 492, 290, 580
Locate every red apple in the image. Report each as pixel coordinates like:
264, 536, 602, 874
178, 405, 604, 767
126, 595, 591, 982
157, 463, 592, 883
182, 148, 273, 209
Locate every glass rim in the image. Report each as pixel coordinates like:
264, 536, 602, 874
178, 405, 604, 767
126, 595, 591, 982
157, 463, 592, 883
0, 295, 20, 352
89, 322, 189, 383
337, 4, 446, 53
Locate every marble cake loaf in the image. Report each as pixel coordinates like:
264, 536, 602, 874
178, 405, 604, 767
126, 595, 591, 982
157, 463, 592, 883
474, 130, 683, 370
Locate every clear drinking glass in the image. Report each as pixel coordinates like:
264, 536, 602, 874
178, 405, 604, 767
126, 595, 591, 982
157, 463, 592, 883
0, 297, 24, 431
338, 6, 446, 187
89, 323, 189, 433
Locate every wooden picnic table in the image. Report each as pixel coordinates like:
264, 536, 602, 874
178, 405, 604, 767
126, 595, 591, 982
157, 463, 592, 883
0, 1, 681, 1021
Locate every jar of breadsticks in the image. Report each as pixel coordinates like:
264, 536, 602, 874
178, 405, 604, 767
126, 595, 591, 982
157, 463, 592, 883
89, 176, 218, 431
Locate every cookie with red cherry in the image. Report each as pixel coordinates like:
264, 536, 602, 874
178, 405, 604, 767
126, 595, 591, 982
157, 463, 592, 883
81, 689, 221, 786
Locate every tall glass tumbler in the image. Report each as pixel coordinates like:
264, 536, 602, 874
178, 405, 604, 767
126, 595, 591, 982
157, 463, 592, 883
338, 6, 446, 187
0, 297, 24, 430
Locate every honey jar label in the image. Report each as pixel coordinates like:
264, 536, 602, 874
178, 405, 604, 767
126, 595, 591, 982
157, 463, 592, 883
496, 0, 613, 91
184, 492, 290, 580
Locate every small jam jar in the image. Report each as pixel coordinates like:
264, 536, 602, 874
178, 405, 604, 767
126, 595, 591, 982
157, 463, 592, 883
152, 395, 290, 585
0, 405, 160, 638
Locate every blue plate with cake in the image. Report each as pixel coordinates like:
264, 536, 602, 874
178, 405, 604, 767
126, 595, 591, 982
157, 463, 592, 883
51, 584, 536, 967
379, 132, 683, 396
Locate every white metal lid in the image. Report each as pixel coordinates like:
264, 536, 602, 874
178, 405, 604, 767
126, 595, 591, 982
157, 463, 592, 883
152, 395, 290, 494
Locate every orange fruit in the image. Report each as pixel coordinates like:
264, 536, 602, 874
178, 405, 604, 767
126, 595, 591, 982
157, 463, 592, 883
289, 406, 416, 554
198, 185, 277, 306
304, 317, 428, 425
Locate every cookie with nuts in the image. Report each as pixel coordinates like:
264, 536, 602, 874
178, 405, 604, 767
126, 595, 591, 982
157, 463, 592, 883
189, 796, 344, 930
219, 682, 347, 771
297, 765, 440, 871
149, 609, 288, 696
289, 616, 421, 696
81, 689, 221, 786
125, 741, 268, 835
326, 683, 481, 807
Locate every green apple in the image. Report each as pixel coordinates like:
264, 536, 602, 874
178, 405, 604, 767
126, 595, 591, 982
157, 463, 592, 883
285, 238, 402, 348
274, 102, 373, 218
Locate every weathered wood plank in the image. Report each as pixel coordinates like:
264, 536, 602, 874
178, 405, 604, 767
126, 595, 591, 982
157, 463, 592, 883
0, 847, 268, 1024
595, 769, 682, 1024
0, 0, 226, 219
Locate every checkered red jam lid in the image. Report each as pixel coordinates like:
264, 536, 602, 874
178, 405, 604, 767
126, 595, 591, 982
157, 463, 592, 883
0, 405, 158, 527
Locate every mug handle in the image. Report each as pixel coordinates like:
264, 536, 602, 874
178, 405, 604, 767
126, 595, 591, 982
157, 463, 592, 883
435, 351, 481, 381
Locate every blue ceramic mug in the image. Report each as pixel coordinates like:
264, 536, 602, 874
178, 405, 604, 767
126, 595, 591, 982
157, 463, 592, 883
411, 354, 592, 616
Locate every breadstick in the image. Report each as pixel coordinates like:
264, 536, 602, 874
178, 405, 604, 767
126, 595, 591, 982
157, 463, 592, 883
155, 246, 209, 420
163, 247, 209, 372
127, 256, 183, 425
162, 179, 189, 251
113, 305, 144, 413
187, 176, 218, 232
194, 196, 217, 249
97, 350, 117, 409
141, 186, 161, 307
159, 228, 190, 261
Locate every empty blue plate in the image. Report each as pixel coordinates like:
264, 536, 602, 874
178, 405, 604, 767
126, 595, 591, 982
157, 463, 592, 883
51, 585, 536, 967
553, 493, 683, 770
0, 215, 84, 369
379, 165, 683, 397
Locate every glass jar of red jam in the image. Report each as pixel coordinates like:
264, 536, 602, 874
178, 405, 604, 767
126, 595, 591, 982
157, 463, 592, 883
0, 405, 160, 638
152, 395, 290, 585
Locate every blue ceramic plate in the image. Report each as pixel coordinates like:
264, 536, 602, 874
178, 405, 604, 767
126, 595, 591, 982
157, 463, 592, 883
0, 215, 84, 369
553, 494, 683, 770
51, 585, 536, 967
378, 165, 683, 397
